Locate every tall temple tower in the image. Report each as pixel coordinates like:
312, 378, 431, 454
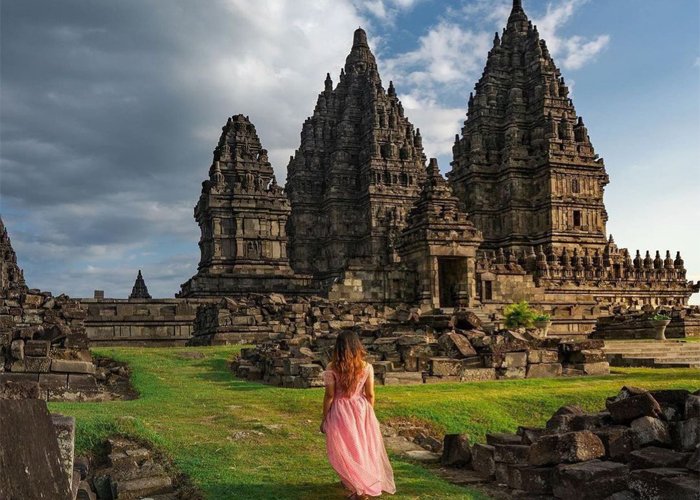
179, 115, 298, 297
286, 28, 427, 278
0, 217, 27, 293
449, 0, 609, 254
129, 270, 152, 299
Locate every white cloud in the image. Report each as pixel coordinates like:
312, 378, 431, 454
530, 0, 610, 70
355, 0, 422, 22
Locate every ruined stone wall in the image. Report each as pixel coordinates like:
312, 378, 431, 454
0, 290, 97, 399
326, 261, 417, 304
82, 298, 210, 346
190, 293, 410, 345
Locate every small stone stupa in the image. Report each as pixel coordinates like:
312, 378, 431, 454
129, 270, 152, 299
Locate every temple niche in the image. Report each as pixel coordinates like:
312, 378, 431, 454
179, 115, 312, 297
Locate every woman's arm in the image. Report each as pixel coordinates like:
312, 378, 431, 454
321, 372, 335, 433
363, 364, 375, 407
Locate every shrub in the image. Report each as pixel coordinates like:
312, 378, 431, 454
503, 301, 537, 328
650, 313, 671, 321
534, 313, 551, 322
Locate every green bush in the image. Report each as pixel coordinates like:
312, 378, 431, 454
650, 313, 671, 321
534, 313, 551, 322
503, 301, 537, 328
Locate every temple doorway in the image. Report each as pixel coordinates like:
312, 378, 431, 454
437, 257, 467, 308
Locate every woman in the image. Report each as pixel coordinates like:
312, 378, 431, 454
320, 330, 396, 499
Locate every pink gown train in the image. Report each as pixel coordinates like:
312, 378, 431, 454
323, 363, 396, 497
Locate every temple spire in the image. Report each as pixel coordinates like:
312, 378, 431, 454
129, 270, 152, 299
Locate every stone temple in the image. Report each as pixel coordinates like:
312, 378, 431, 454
81, 0, 696, 342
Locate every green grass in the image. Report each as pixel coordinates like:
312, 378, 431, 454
49, 347, 700, 500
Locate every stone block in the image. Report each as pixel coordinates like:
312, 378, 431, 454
24, 340, 50, 357
459, 368, 496, 381
517, 426, 547, 445
628, 446, 690, 470
503, 351, 527, 368
526, 362, 562, 378
687, 446, 700, 472
594, 426, 636, 462
685, 395, 700, 419
67, 374, 98, 392
658, 474, 700, 499
494, 444, 530, 464
552, 460, 629, 500
671, 417, 700, 451
499, 367, 525, 379
606, 392, 663, 424
628, 468, 689, 499
546, 405, 585, 433
51, 414, 75, 488
567, 349, 607, 364
51, 359, 96, 375
472, 443, 496, 477
24, 356, 52, 373
630, 416, 671, 447
441, 434, 471, 467
10, 339, 24, 360
0, 399, 72, 499
515, 465, 555, 494
486, 433, 522, 446
572, 361, 609, 375
111, 475, 173, 499
529, 431, 606, 466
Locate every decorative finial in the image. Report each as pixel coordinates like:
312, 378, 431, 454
353, 27, 368, 47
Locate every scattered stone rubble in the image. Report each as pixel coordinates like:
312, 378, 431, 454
232, 306, 610, 387
437, 386, 700, 499
190, 293, 403, 345
86, 436, 202, 500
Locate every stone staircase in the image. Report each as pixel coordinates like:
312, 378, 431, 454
603, 340, 700, 368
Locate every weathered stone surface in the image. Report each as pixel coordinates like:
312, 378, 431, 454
658, 474, 700, 499
526, 362, 563, 378
606, 392, 663, 424
52, 414, 76, 489
472, 443, 496, 477
594, 426, 637, 462
628, 446, 690, 470
441, 434, 471, 467
630, 416, 671, 447
687, 446, 700, 472
685, 395, 700, 419
546, 405, 585, 432
24, 339, 50, 357
529, 431, 606, 466
0, 399, 71, 500
51, 359, 96, 374
628, 468, 689, 499
494, 444, 530, 464
552, 460, 629, 500
486, 433, 522, 446
671, 417, 700, 451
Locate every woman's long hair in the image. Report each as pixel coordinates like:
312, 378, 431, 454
331, 330, 367, 396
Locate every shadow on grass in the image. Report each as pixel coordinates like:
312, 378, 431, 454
194, 356, 275, 393
206, 480, 348, 500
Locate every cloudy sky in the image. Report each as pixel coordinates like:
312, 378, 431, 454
1, 0, 698, 303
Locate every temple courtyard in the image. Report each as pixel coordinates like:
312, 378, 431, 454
49, 345, 699, 499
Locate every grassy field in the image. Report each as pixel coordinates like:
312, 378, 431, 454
49, 347, 700, 500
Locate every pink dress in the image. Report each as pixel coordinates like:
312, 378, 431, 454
323, 363, 396, 497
